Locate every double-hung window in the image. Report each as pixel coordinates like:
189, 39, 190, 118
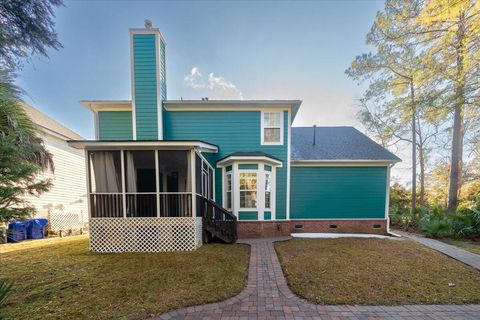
261, 111, 283, 145
239, 173, 257, 208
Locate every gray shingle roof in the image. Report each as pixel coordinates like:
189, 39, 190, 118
291, 126, 401, 162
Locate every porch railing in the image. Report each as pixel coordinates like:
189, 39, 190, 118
89, 193, 192, 218
198, 195, 237, 243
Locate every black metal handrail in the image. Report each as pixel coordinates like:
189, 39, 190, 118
198, 195, 237, 243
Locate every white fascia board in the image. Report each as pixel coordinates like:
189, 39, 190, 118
68, 140, 218, 153
216, 156, 283, 167
291, 160, 396, 166
80, 100, 132, 112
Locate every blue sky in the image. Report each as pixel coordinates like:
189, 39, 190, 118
18, 0, 384, 139
18, 0, 411, 181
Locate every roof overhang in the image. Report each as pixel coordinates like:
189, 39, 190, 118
67, 140, 218, 153
80, 100, 132, 112
164, 100, 302, 122
291, 160, 399, 167
217, 155, 283, 167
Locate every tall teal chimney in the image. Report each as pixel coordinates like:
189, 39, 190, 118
130, 20, 166, 140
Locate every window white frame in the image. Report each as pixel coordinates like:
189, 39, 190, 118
261, 110, 284, 145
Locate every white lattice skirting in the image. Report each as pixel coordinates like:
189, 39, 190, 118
89, 217, 203, 252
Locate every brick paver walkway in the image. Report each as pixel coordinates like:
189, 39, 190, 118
156, 238, 480, 319
394, 230, 480, 271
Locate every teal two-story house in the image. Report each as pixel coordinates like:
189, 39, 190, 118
69, 23, 400, 252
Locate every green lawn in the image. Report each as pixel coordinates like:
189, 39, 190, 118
440, 239, 480, 255
0, 236, 249, 320
275, 238, 480, 305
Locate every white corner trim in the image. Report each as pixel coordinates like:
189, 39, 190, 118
260, 110, 284, 146
386, 164, 392, 233
155, 32, 163, 140
286, 109, 291, 220
129, 32, 137, 140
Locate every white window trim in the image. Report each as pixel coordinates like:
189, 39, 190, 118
261, 110, 284, 145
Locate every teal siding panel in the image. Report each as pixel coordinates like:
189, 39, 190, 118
290, 166, 387, 219
239, 164, 258, 170
164, 110, 288, 219
239, 211, 258, 220
264, 212, 271, 220
98, 111, 133, 140
133, 34, 158, 140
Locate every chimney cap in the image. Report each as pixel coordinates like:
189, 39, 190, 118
144, 19, 153, 29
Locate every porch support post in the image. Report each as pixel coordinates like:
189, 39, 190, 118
121, 150, 127, 218
85, 150, 92, 221
191, 149, 196, 217
155, 150, 160, 218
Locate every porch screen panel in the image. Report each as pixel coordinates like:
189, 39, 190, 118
125, 151, 157, 217
158, 150, 192, 217
88, 151, 122, 218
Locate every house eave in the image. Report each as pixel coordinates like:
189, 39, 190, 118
291, 159, 399, 167
164, 100, 302, 122
80, 100, 133, 112
67, 140, 218, 153
217, 156, 283, 167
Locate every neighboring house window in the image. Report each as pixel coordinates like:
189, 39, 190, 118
265, 173, 271, 209
261, 111, 283, 145
240, 173, 257, 208
226, 173, 232, 209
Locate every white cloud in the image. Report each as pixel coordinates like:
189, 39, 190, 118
184, 67, 243, 100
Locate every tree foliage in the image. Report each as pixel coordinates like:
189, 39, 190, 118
348, 0, 480, 213
0, 0, 63, 223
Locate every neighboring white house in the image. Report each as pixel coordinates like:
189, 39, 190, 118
22, 103, 88, 229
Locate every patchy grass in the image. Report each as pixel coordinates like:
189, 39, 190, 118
275, 238, 480, 305
440, 239, 480, 255
0, 236, 249, 319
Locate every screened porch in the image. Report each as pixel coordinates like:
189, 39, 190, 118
68, 140, 218, 252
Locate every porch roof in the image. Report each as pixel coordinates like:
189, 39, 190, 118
67, 140, 218, 153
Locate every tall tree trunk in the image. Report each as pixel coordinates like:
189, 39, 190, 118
410, 81, 417, 212
447, 13, 466, 213
418, 141, 426, 206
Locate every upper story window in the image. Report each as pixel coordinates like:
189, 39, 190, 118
261, 111, 284, 145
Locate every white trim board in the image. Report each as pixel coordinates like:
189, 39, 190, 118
290, 233, 397, 239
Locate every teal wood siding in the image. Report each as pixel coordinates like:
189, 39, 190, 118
239, 211, 258, 220
290, 166, 387, 219
98, 111, 133, 140
133, 34, 158, 140
264, 212, 271, 220
164, 110, 289, 219
239, 164, 258, 170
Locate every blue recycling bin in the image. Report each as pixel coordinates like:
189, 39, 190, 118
26, 219, 49, 239
7, 221, 27, 242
